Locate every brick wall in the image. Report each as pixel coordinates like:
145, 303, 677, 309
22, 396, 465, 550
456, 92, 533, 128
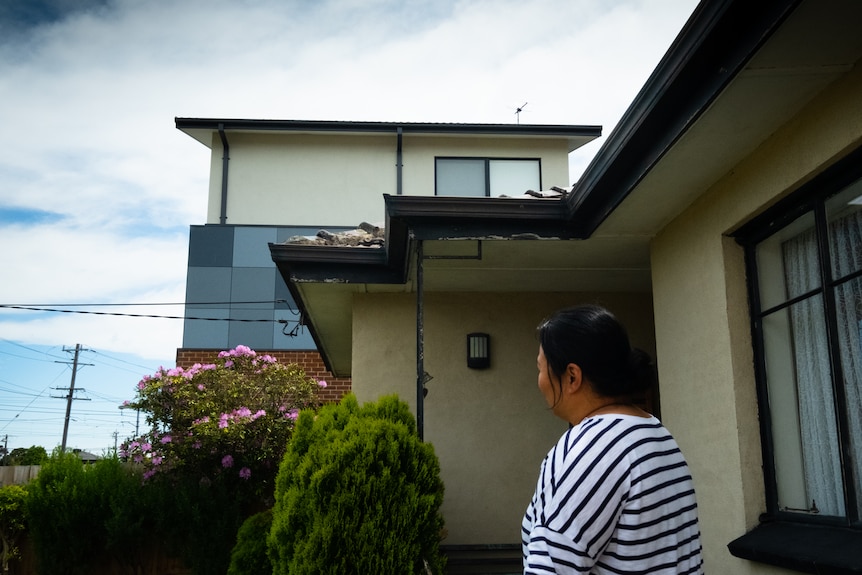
175, 349, 351, 403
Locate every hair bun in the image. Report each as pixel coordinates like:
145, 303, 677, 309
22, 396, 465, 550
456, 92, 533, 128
626, 348, 657, 395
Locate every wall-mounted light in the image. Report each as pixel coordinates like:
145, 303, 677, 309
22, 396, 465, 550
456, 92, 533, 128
467, 333, 490, 369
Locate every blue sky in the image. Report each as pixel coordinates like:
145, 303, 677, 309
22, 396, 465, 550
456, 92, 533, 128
0, 0, 698, 454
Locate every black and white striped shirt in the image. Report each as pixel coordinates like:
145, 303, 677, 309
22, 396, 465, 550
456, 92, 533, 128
522, 414, 703, 574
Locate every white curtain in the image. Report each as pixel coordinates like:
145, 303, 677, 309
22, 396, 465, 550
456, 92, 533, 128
828, 210, 862, 519
783, 230, 846, 516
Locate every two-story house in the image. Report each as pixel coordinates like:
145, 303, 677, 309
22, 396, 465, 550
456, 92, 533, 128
174, 119, 603, 564
266, 0, 862, 573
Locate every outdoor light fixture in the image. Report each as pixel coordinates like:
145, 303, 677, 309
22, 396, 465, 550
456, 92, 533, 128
467, 333, 490, 369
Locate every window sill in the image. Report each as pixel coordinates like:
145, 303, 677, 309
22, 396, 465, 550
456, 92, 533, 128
728, 521, 862, 574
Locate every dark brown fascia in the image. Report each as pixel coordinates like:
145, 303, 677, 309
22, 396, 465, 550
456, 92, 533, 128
176, 118, 601, 152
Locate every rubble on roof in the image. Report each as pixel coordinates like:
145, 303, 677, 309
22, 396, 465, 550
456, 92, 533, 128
283, 186, 570, 247
286, 221, 385, 247
498, 185, 570, 199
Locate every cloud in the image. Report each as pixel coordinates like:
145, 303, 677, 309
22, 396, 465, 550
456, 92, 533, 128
0, 0, 700, 452
0, 0, 698, 361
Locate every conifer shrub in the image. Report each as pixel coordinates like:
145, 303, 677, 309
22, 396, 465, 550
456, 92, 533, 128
227, 509, 273, 575
269, 394, 446, 575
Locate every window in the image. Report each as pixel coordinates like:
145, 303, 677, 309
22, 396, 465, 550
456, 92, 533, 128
731, 149, 862, 573
435, 158, 541, 197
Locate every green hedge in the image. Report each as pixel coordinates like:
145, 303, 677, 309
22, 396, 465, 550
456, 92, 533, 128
268, 394, 446, 575
25, 453, 153, 575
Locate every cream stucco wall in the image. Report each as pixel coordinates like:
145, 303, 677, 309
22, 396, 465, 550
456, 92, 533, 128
651, 62, 862, 573
351, 291, 655, 545
400, 136, 572, 197
207, 132, 395, 226
205, 132, 573, 226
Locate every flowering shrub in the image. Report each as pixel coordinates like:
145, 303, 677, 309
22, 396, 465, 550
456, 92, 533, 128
121, 345, 324, 501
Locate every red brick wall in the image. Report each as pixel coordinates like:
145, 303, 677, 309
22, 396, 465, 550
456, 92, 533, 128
175, 349, 351, 403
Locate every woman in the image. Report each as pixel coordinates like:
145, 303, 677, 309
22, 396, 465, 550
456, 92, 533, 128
522, 305, 703, 574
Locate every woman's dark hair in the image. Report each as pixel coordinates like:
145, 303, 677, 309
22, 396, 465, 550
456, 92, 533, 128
537, 304, 656, 398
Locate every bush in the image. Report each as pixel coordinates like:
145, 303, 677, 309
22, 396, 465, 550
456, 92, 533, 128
228, 510, 273, 575
25, 452, 149, 575
122, 345, 323, 507
0, 483, 28, 574
269, 394, 446, 575
153, 473, 246, 575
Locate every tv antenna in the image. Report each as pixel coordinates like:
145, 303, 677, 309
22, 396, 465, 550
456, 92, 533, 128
515, 102, 528, 124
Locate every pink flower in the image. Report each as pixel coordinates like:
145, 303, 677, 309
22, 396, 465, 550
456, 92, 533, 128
234, 345, 256, 357
224, 360, 234, 368
221, 454, 234, 468
318, 380, 328, 388
197, 384, 205, 391
160, 435, 172, 444
286, 409, 299, 421
141, 442, 152, 452
239, 467, 251, 480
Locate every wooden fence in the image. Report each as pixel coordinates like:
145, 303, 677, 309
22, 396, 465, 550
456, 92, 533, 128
0, 465, 40, 487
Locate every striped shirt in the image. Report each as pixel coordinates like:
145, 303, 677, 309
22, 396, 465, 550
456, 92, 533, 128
522, 414, 703, 574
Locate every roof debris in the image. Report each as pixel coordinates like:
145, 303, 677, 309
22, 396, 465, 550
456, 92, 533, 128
284, 187, 570, 247
498, 185, 570, 199
286, 221, 385, 247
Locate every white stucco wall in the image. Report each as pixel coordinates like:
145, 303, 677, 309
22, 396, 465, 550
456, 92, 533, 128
351, 291, 655, 545
650, 62, 862, 573
204, 132, 573, 226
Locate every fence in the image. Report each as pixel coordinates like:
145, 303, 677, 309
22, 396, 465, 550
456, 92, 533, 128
0, 466, 40, 487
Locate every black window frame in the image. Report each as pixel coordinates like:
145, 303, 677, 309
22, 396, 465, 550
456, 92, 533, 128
730, 145, 862, 574
433, 157, 542, 198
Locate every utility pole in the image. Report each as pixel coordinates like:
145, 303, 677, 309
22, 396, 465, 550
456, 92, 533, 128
53, 344, 92, 453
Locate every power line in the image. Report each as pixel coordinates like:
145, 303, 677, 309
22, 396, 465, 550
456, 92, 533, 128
0, 304, 285, 322
0, 300, 289, 307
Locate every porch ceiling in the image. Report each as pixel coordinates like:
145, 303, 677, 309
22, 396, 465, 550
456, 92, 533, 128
272, 0, 862, 377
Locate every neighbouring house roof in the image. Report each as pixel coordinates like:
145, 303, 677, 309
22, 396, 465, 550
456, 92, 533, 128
175, 118, 602, 153
270, 0, 862, 376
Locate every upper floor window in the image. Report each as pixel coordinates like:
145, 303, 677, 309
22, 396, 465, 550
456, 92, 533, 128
435, 158, 541, 197
737, 152, 862, 528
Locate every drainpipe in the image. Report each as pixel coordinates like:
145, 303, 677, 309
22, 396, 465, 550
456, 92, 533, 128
218, 123, 230, 225
396, 126, 403, 195
416, 239, 425, 441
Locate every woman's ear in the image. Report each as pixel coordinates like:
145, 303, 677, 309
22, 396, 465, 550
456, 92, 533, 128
565, 363, 583, 394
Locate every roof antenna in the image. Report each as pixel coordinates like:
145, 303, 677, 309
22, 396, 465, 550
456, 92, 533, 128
515, 102, 528, 124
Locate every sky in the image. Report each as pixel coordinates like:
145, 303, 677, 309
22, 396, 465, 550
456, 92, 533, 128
0, 0, 699, 455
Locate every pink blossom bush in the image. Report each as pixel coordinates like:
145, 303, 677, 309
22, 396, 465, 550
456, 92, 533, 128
120, 346, 322, 501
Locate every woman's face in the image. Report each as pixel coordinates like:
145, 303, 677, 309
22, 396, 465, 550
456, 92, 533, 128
537, 345, 559, 409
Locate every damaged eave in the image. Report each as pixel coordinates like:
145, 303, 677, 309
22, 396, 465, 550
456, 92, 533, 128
384, 194, 578, 240
269, 243, 406, 284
